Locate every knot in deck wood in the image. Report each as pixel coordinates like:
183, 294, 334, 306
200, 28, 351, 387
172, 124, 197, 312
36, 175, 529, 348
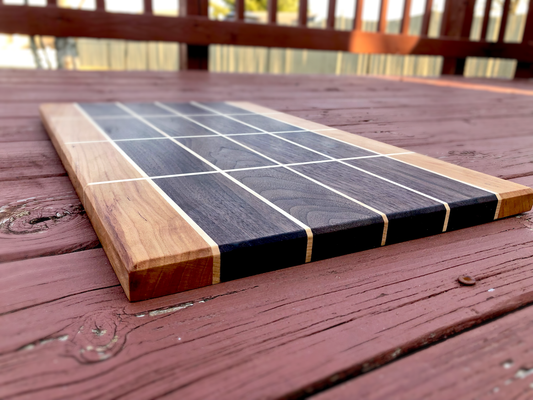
0, 193, 85, 235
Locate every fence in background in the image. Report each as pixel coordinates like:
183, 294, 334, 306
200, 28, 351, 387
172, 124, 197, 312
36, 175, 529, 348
1, 0, 532, 78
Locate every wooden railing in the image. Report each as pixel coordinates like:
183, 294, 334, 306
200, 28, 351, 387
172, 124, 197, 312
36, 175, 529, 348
1, 0, 532, 78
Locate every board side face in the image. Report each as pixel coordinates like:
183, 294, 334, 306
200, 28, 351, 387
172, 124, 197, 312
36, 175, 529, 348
40, 103, 218, 301
40, 101, 533, 302
232, 101, 533, 219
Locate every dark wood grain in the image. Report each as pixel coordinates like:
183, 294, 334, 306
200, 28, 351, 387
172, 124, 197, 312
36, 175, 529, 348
161, 102, 215, 115
94, 118, 165, 140
115, 138, 214, 176
145, 116, 219, 137
155, 173, 308, 281
229, 166, 384, 261
232, 114, 305, 132
119, 102, 173, 116
78, 102, 130, 117
275, 131, 376, 159
190, 115, 262, 135
293, 162, 447, 244
232, 133, 328, 164
347, 157, 498, 230
175, 136, 276, 170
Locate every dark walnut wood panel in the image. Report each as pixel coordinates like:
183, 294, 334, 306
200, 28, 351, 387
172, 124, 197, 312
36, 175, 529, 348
1, 200, 532, 399
40, 101, 533, 301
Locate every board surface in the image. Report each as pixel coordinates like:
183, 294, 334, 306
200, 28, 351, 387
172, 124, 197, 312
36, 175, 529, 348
40, 101, 533, 301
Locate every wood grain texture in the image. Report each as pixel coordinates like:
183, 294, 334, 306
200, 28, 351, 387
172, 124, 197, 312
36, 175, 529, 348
0, 176, 100, 263
391, 153, 533, 219
228, 166, 384, 261
40, 99, 533, 302
235, 101, 533, 219
154, 173, 308, 282
3, 70, 533, 399
1, 202, 533, 399
312, 292, 533, 400
0, 249, 118, 315
174, 136, 276, 170
84, 180, 216, 301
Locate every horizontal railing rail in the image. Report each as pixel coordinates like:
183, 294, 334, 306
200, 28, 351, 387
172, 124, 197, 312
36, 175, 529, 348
0, 0, 532, 78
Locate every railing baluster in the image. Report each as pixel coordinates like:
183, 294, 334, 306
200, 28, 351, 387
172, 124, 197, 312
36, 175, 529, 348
179, 0, 209, 70
378, 0, 389, 33
515, 0, 533, 77
421, 0, 433, 35
268, 0, 277, 24
47, 0, 57, 6
143, 0, 152, 14
498, 0, 511, 42
401, 0, 412, 34
353, 0, 364, 31
298, 0, 308, 26
480, 0, 492, 40
440, 0, 452, 36
96, 0, 105, 11
327, 0, 336, 29
235, 0, 245, 20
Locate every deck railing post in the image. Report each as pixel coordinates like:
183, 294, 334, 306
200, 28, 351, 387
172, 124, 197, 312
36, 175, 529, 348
179, 0, 209, 70
268, 0, 278, 24
515, 0, 533, 78
440, 0, 476, 76
298, 0, 308, 26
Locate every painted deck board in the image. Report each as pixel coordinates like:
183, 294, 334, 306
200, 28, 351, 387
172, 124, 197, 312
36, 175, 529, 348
2, 70, 533, 399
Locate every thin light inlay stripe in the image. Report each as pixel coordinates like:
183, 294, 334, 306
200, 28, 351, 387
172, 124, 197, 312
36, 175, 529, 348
74, 103, 222, 285
237, 106, 501, 222
117, 102, 315, 264
194, 102, 452, 233
86, 151, 415, 187
165, 101, 391, 246
64, 129, 338, 145
86, 112, 286, 120
156, 101, 392, 252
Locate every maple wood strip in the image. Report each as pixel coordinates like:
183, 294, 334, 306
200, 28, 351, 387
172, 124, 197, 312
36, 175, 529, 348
313, 297, 533, 400
40, 103, 143, 200
1, 207, 533, 398
84, 180, 216, 301
391, 153, 533, 219
0, 176, 100, 263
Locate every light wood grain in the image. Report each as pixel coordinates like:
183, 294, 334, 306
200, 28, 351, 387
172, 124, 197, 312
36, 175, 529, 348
84, 180, 216, 301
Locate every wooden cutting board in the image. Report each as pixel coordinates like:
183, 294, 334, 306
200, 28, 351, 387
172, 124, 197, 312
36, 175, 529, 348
40, 101, 533, 301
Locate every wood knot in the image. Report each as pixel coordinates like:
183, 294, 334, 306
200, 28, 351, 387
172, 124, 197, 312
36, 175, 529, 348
0, 194, 85, 235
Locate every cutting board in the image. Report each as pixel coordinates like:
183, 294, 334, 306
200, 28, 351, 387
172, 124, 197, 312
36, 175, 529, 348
40, 101, 533, 301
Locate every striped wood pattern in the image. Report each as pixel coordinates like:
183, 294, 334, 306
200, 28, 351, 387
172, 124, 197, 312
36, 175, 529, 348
40, 101, 533, 301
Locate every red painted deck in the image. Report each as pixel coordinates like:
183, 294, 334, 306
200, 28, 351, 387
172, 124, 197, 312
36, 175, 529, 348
1, 69, 532, 399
